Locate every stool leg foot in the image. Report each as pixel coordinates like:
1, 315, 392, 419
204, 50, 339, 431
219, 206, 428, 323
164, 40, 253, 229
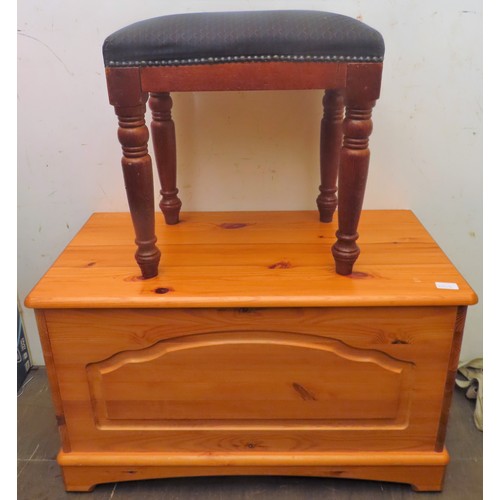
116, 99, 161, 279
134, 245, 161, 279
332, 233, 360, 276
150, 92, 182, 225
317, 90, 344, 223
332, 101, 375, 275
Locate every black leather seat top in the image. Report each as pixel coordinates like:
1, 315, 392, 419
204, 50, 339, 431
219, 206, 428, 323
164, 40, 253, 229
103, 10, 384, 67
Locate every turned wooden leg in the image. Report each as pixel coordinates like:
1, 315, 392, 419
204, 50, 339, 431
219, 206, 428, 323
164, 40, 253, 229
316, 90, 344, 223
115, 97, 161, 279
332, 100, 375, 275
149, 92, 182, 225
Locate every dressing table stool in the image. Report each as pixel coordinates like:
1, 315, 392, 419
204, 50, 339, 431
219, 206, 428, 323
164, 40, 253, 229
103, 10, 385, 278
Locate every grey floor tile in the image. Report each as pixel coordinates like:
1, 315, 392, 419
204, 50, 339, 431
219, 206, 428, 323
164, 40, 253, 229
17, 459, 115, 500
112, 476, 394, 500
17, 367, 54, 409
445, 389, 483, 460
17, 402, 60, 460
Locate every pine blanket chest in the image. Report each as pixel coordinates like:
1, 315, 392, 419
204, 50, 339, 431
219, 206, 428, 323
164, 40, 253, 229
25, 210, 477, 491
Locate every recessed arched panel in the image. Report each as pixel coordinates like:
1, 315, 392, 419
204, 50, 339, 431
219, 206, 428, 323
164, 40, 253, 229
87, 331, 414, 430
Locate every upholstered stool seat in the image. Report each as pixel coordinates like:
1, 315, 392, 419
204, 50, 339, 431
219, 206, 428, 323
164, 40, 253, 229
103, 10, 384, 278
103, 11, 384, 67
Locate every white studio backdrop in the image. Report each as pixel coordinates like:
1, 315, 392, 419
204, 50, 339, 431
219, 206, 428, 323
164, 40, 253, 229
18, 0, 482, 365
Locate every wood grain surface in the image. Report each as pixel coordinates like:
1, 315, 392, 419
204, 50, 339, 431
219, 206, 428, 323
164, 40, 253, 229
25, 210, 477, 309
58, 452, 449, 492
139, 61, 347, 92
39, 305, 457, 455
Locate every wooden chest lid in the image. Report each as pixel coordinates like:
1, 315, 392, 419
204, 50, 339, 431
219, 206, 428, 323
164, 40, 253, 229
25, 210, 477, 309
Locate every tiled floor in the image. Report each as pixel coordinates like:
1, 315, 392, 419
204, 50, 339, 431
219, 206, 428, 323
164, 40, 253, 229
18, 367, 482, 499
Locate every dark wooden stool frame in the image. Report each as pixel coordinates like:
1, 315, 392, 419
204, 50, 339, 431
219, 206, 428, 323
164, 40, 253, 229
105, 61, 382, 279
